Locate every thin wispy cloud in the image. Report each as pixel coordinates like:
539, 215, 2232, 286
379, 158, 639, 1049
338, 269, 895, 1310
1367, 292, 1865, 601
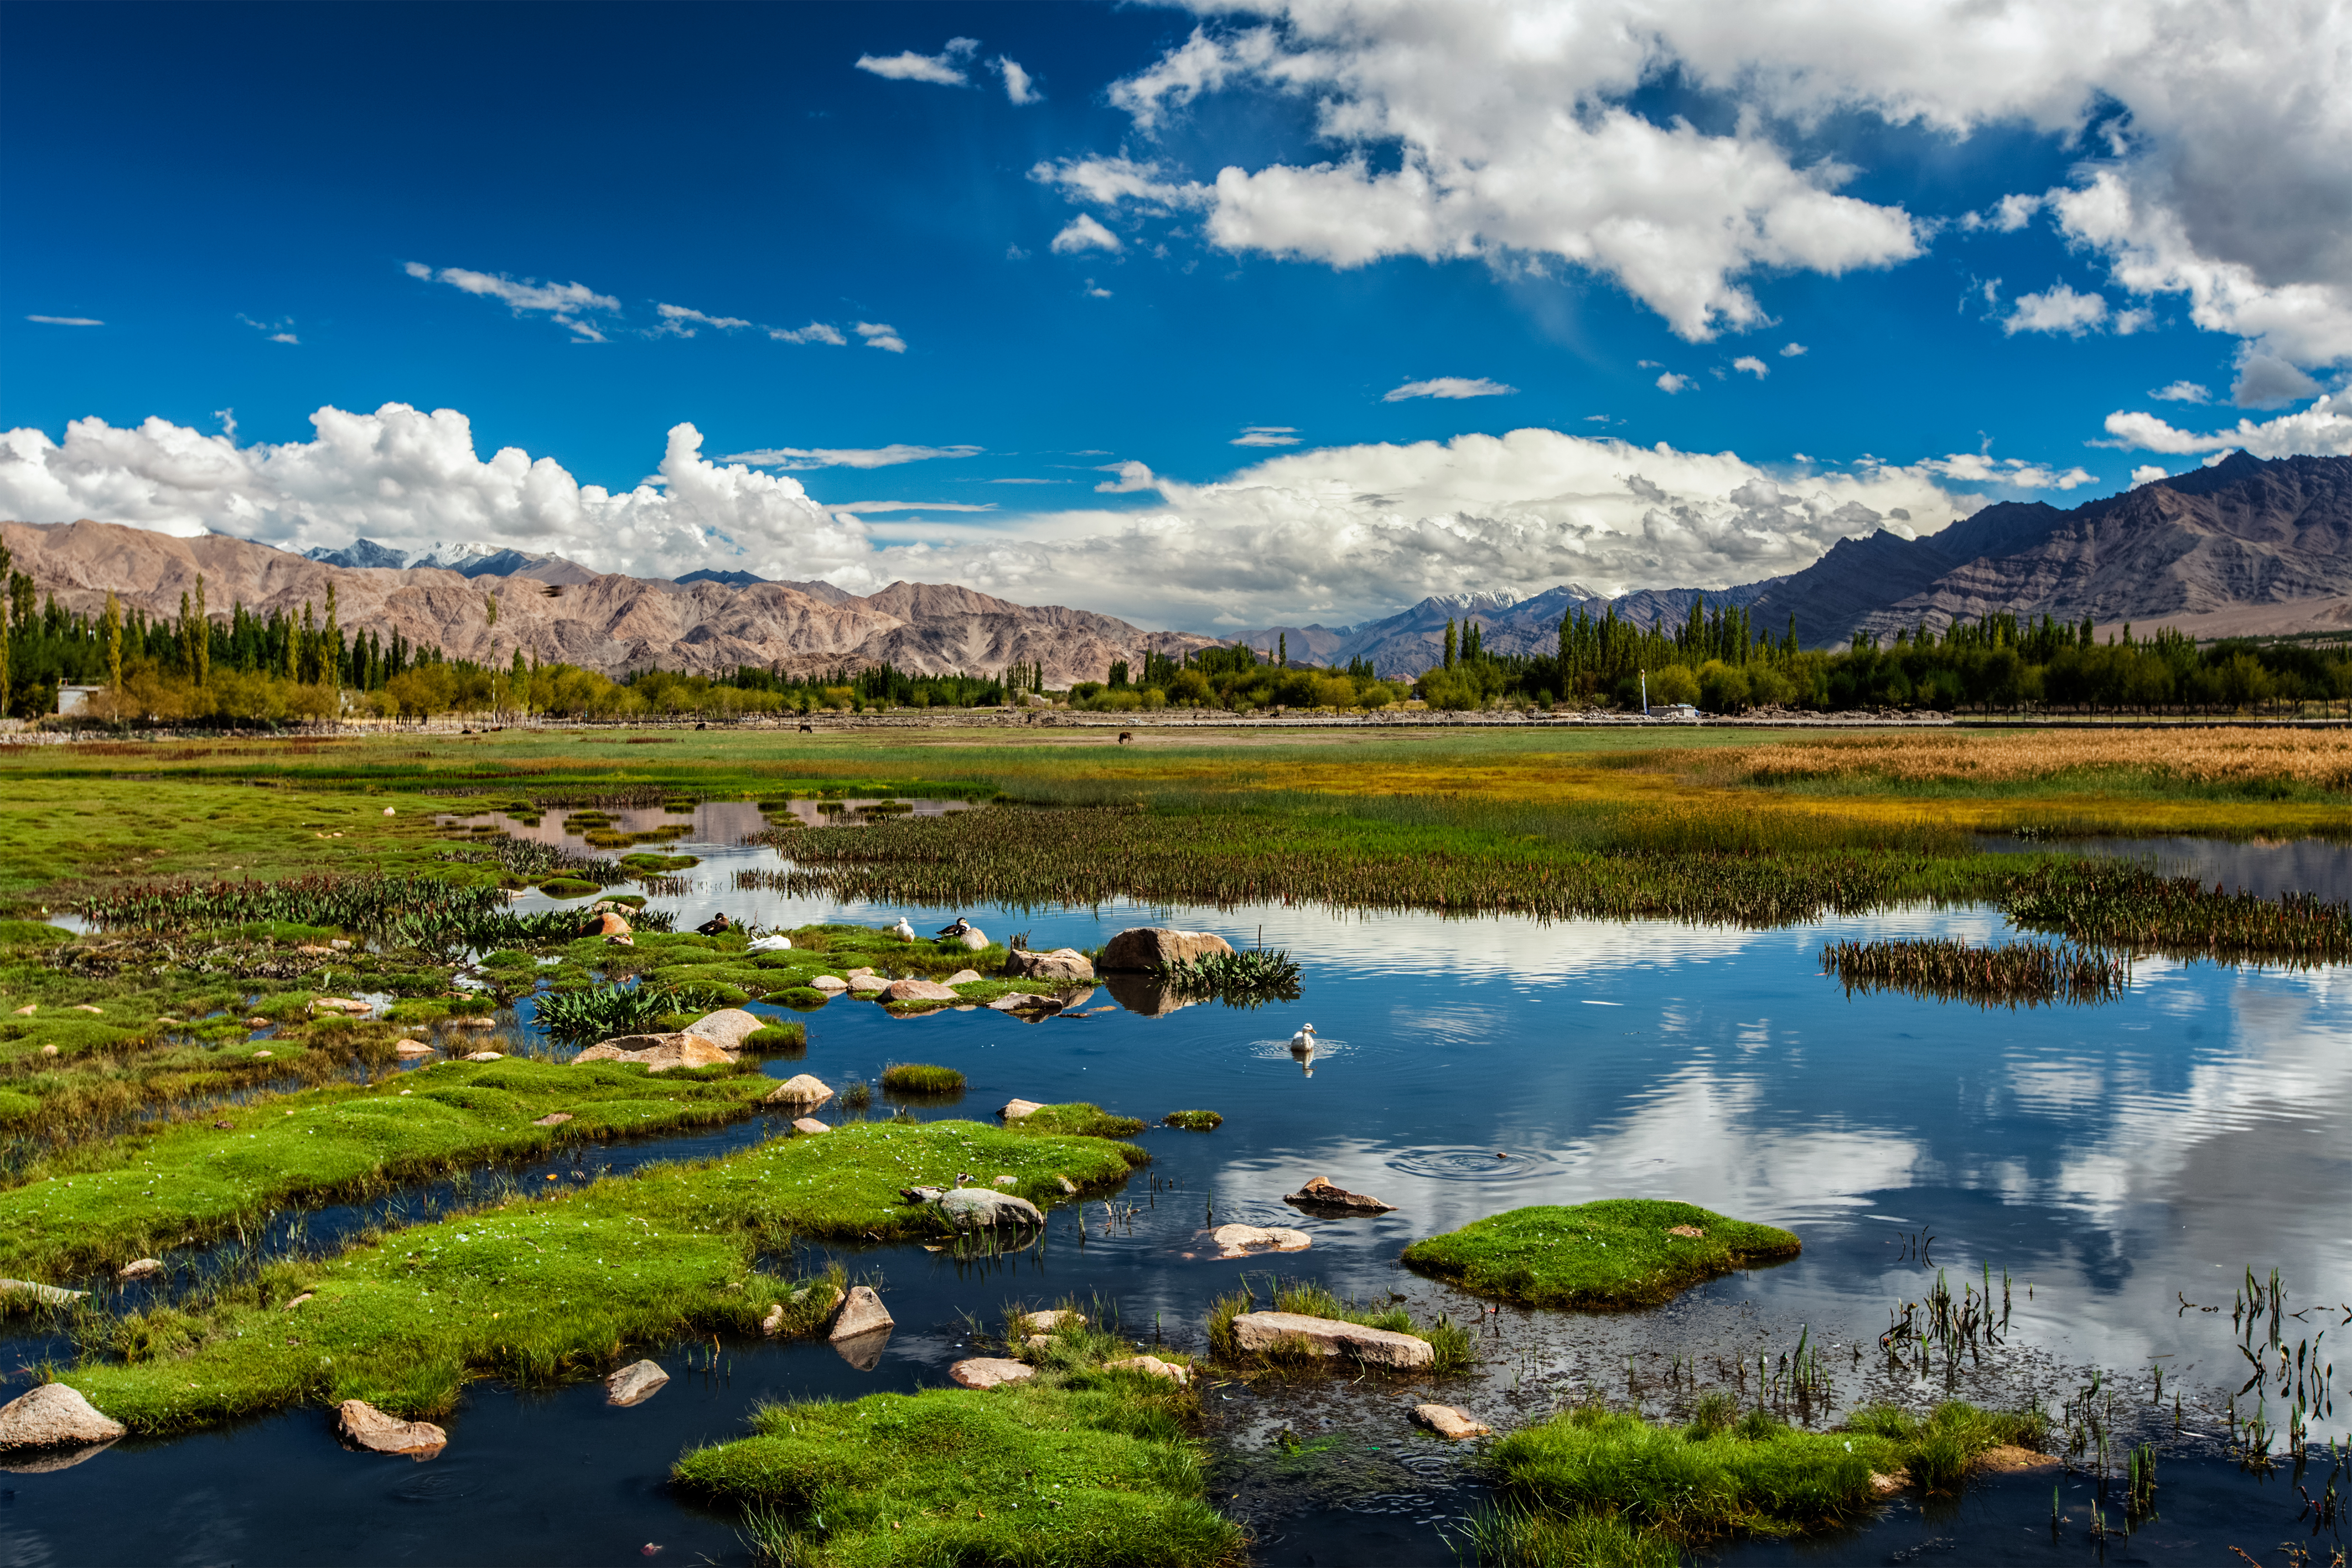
1232, 426, 1301, 446
855, 38, 976, 86
655, 303, 753, 336
404, 262, 618, 341
1383, 377, 1516, 402
237, 314, 299, 344
828, 498, 999, 513
26, 314, 104, 326
854, 322, 908, 353
722, 444, 981, 470
1051, 215, 1123, 255
771, 322, 848, 346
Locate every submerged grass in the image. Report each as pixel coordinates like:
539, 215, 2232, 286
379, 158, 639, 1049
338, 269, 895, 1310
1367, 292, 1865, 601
59, 1118, 1146, 1431
1820, 937, 2128, 1005
674, 1358, 1243, 1568
1400, 1200, 1802, 1310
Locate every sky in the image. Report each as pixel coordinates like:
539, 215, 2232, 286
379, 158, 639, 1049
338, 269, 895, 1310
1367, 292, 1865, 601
3, 0, 2350, 633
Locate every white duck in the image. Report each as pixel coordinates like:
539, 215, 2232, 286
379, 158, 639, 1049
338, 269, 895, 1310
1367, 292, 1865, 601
1290, 1022, 1317, 1051
889, 917, 916, 942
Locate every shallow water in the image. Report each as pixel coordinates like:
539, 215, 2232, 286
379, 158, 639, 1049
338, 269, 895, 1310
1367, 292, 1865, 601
7, 813, 2349, 1565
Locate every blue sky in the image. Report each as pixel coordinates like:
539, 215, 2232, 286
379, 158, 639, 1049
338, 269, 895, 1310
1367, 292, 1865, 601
4, 0, 2348, 631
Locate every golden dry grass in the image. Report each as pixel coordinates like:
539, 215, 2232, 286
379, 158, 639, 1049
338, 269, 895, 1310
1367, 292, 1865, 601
1702, 730, 2352, 788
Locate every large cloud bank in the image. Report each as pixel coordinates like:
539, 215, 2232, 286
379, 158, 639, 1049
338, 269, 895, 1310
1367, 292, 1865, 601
1037, 0, 2352, 377
1, 400, 2024, 628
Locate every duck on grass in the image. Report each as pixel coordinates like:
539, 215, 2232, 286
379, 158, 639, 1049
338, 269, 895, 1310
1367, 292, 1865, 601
1400, 1199, 1801, 1310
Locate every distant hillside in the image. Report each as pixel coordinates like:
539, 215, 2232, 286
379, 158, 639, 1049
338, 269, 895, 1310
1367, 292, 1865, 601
3, 520, 1213, 686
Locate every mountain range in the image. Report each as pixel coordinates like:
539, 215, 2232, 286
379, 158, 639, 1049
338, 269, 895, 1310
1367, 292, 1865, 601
8, 453, 2348, 685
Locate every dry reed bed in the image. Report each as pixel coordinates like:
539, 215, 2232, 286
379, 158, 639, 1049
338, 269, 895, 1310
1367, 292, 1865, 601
1709, 731, 2352, 788
1819, 938, 2127, 1005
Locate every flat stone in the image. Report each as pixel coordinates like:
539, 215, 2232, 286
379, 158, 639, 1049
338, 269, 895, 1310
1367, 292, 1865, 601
681, 1008, 765, 1051
1229, 1311, 1435, 1369
1021, 1309, 1084, 1332
1101, 927, 1235, 972
1412, 1404, 1492, 1440
1105, 1355, 1190, 1385
808, 975, 850, 993
1210, 1224, 1312, 1259
939, 1188, 1044, 1229
441, 1015, 495, 1030
1283, 1176, 1396, 1214
765, 1073, 834, 1105
0, 1384, 127, 1450
1055, 1175, 1079, 1195
1869, 1470, 1910, 1496
532, 1112, 572, 1126
336, 1399, 448, 1458
116, 1259, 163, 1282
252, 1050, 273, 1059
830, 1286, 893, 1341
792, 1117, 830, 1135
604, 1360, 670, 1407
308, 997, 372, 1015
1001, 1098, 1044, 1119
943, 969, 982, 985
393, 1040, 434, 1057
1975, 1444, 2061, 1472
986, 991, 1064, 1014
883, 978, 958, 1003
462, 1050, 503, 1062
949, 1358, 1034, 1389
573, 1033, 733, 1073
1004, 947, 1096, 982
847, 975, 889, 994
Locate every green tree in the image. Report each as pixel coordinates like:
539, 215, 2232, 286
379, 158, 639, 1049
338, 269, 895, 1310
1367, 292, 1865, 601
0, 541, 11, 715
1443, 616, 1457, 669
193, 574, 210, 688
103, 591, 122, 694
323, 582, 338, 699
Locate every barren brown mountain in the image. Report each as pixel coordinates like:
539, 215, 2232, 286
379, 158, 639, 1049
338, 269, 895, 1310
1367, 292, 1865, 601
0, 519, 1213, 686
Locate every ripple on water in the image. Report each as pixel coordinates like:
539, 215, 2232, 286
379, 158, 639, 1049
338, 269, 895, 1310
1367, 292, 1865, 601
1385, 1145, 1564, 1181
391, 1467, 487, 1504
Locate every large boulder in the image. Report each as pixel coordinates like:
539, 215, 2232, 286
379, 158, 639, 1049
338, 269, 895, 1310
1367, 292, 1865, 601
573, 1033, 732, 1072
1004, 947, 1096, 982
949, 1358, 1035, 1389
604, 1360, 669, 1407
1229, 1311, 1434, 1369
830, 1284, 896, 1367
0, 1384, 126, 1450
1101, 928, 1234, 972
1000, 1098, 1044, 1119
765, 1073, 833, 1105
336, 1399, 449, 1458
681, 1009, 766, 1050
939, 1188, 1044, 1229
882, 978, 959, 1004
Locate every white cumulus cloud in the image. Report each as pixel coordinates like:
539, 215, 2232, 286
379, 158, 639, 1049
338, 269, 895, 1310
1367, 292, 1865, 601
992, 56, 1040, 104
1779, 342, 1808, 357
1732, 356, 1769, 378
1656, 373, 1694, 394
852, 322, 908, 354
854, 38, 977, 87
2003, 282, 2108, 336
1050, 214, 1124, 255
404, 262, 618, 341
2097, 394, 2352, 457
1384, 377, 1517, 402
2150, 381, 2211, 403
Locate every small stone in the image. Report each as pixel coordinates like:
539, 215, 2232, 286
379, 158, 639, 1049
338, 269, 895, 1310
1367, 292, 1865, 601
1229, 1311, 1434, 1369
605, 1360, 670, 1407
40, 1044, 58, 1056
954, 927, 989, 951
760, 1304, 785, 1336
792, 1118, 830, 1135
942, 969, 981, 985
808, 975, 850, 993
0, 1384, 127, 1450
463, 1050, 503, 1062
939, 1189, 1043, 1229
1021, 1309, 1083, 1332
572, 1033, 733, 1073
1870, 1470, 1909, 1496
1412, 1404, 1492, 1440
442, 1015, 495, 1031
765, 1073, 834, 1106
882, 978, 958, 1004
532, 1112, 572, 1126
252, 1050, 273, 1059
335, 1399, 448, 1458
72, 1004, 102, 1014
245, 1017, 270, 1027
116, 1259, 163, 1282
393, 1040, 434, 1057
986, 992, 1064, 1014
286, 1293, 313, 1309
213, 1120, 232, 1129
1055, 1175, 1079, 1195
1284, 1176, 1397, 1214
1105, 1355, 1190, 1385
1209, 1224, 1312, 1259
830, 1286, 893, 1341
1000, 1098, 1043, 1120
949, 1358, 1034, 1389
11, 1005, 35, 1016
847, 974, 889, 994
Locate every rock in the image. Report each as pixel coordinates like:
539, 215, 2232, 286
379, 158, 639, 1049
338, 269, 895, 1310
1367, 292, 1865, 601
286, 1293, 313, 1309
393, 1039, 434, 1057
1000, 1098, 1044, 1119
573, 1033, 733, 1072
681, 1008, 765, 1051
10, 1005, 34, 1016
830, 1286, 893, 1341
335, 1399, 448, 1458
1229, 1311, 1435, 1369
986, 991, 1065, 1014
792, 1118, 830, 1135
38, 1043, 58, 1056
71, 1004, 103, 1014
1209, 1224, 1312, 1259
1021, 1309, 1084, 1332
1283, 1176, 1397, 1214
883, 978, 958, 1003
847, 975, 889, 994
949, 1358, 1035, 1389
0, 1280, 87, 1307
533, 1112, 572, 1126
245, 1016, 269, 1027
1412, 1404, 1492, 1440
939, 1188, 1044, 1229
833, 1327, 892, 1372
463, 1050, 503, 1062
309, 997, 372, 1015
1101, 927, 1235, 972
1974, 1444, 2061, 1473
1100, 973, 1195, 1017
1869, 1470, 1909, 1496
844, 966, 877, 979
760, 1304, 785, 1336
253, 1050, 273, 1059
1055, 1175, 1079, 1195
116, 1259, 163, 1282
765, 1073, 833, 1105
808, 975, 849, 993
943, 969, 982, 985
0, 1384, 127, 1450
1105, 1355, 1190, 1385
1004, 947, 1097, 982
604, 1360, 670, 1407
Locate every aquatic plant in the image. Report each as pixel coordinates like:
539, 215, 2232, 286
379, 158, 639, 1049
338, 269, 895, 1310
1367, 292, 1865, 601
1157, 946, 1301, 1003
531, 981, 731, 1041
1162, 1110, 1223, 1131
440, 839, 628, 887
1401, 1200, 1802, 1310
2001, 861, 2352, 964
1819, 937, 2126, 1005
880, 1062, 966, 1095
78, 873, 507, 947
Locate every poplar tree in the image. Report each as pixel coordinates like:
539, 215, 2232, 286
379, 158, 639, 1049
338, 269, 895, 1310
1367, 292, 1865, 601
0, 542, 11, 715
1443, 617, 1457, 669
103, 591, 122, 693
193, 574, 210, 687
323, 583, 339, 699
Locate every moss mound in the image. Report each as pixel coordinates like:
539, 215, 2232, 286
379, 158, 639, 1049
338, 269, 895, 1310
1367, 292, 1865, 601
741, 1023, 806, 1052
1163, 1109, 1222, 1131
881, 1062, 966, 1095
774, 987, 830, 1010
1012, 1102, 1145, 1138
537, 877, 600, 899
673, 1369, 1241, 1568
1400, 1199, 1800, 1310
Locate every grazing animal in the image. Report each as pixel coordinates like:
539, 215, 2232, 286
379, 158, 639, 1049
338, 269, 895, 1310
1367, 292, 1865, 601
1290, 1023, 1317, 1051
936, 917, 972, 940
696, 913, 735, 937
1118, 731, 1133, 745
798, 721, 813, 733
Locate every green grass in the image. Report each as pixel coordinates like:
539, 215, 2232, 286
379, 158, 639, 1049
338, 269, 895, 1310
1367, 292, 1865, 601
1482, 1400, 2048, 1551
1010, 1103, 1146, 1138
673, 1363, 1242, 1568
57, 1119, 1148, 1432
1162, 1110, 1223, 1131
1205, 1277, 1473, 1374
0, 1055, 789, 1282
880, 1062, 966, 1095
1400, 1200, 1802, 1310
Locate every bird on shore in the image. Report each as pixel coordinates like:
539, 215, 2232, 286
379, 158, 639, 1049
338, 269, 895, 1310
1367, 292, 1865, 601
696, 913, 734, 936
890, 917, 916, 941
1290, 1023, 1317, 1051
937, 917, 972, 939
